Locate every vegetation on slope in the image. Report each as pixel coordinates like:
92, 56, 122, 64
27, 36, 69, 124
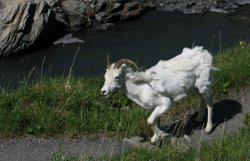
0, 43, 249, 138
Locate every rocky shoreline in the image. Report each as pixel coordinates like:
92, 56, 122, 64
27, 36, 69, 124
157, 0, 250, 14
0, 0, 250, 57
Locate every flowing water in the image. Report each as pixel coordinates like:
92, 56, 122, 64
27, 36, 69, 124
1, 10, 250, 87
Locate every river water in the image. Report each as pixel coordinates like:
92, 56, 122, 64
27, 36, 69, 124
0, 10, 250, 87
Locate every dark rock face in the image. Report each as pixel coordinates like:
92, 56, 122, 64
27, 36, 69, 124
102, 1, 155, 22
0, 0, 67, 57
54, 0, 156, 31
61, 0, 88, 31
0, 2, 3, 9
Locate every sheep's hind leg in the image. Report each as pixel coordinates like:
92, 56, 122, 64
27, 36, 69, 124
196, 94, 206, 122
201, 91, 213, 133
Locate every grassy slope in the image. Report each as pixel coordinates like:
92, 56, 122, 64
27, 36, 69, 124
0, 78, 149, 137
213, 43, 250, 94
0, 43, 250, 139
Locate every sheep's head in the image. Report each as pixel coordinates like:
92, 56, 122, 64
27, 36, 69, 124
101, 55, 139, 96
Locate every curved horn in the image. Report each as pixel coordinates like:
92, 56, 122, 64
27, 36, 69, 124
107, 54, 111, 69
114, 59, 139, 71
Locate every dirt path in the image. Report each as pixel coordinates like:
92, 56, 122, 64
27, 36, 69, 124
0, 87, 249, 161
189, 87, 250, 147
0, 136, 130, 161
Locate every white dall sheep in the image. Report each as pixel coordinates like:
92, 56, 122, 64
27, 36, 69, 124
101, 46, 216, 143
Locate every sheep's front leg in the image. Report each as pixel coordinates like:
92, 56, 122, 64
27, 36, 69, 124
150, 119, 170, 144
147, 99, 171, 144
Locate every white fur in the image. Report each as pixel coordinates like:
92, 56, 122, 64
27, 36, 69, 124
101, 46, 215, 143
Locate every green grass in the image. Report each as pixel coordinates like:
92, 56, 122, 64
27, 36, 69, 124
51, 150, 92, 161
0, 43, 250, 139
0, 77, 150, 138
213, 43, 250, 94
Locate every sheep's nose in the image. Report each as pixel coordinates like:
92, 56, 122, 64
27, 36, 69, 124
101, 90, 106, 95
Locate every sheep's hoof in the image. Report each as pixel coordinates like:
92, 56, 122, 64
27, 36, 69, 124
150, 135, 159, 145
150, 132, 170, 145
205, 126, 212, 133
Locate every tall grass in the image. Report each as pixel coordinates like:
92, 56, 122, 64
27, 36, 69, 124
213, 43, 250, 94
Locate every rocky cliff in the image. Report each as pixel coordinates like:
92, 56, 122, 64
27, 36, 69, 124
0, 0, 155, 57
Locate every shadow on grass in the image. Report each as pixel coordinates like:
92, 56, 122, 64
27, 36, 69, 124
161, 99, 242, 137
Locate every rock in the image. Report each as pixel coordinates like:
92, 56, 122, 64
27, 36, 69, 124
96, 23, 115, 31
53, 33, 84, 45
120, 2, 143, 20
183, 4, 209, 14
61, 0, 88, 31
143, 2, 156, 12
233, 0, 250, 5
45, 0, 70, 28
120, 2, 155, 21
210, 7, 229, 13
123, 135, 191, 151
95, 0, 106, 12
85, 4, 95, 18
124, 1, 140, 11
95, 12, 106, 22
107, 2, 123, 14
0, 2, 3, 9
0, 0, 67, 57
104, 12, 120, 22
123, 136, 158, 149
103, 1, 155, 22
156, 0, 250, 14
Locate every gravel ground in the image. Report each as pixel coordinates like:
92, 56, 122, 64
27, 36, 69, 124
0, 87, 249, 161
189, 87, 250, 147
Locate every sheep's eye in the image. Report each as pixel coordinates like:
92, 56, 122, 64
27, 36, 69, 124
114, 76, 119, 80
